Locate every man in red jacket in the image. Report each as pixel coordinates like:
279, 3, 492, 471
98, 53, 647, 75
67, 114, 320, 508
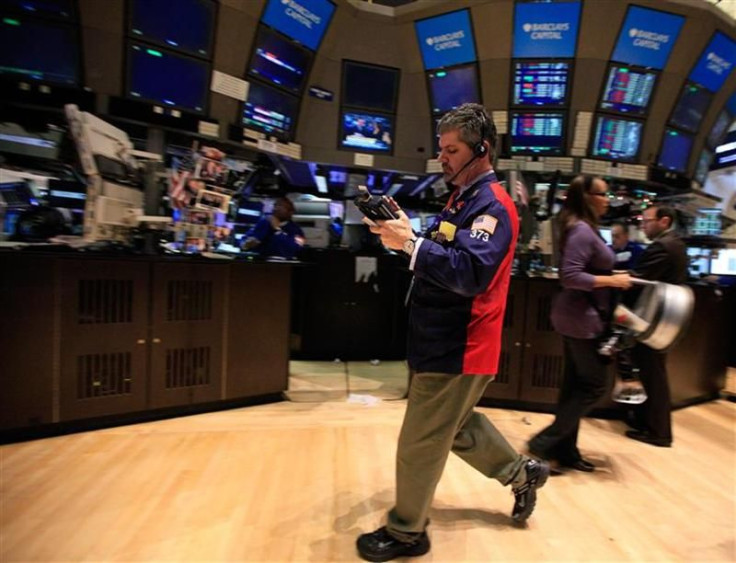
356, 104, 549, 562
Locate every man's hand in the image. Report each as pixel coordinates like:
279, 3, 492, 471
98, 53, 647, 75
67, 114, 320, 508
365, 208, 414, 251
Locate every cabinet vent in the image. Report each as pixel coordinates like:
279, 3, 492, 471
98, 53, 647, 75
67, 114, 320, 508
77, 353, 132, 398
531, 354, 563, 389
493, 351, 510, 385
78, 280, 133, 324
167, 280, 213, 321
166, 347, 211, 388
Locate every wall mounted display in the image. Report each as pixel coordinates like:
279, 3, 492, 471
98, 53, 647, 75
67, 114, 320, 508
610, 5, 684, 70
260, 0, 336, 51
415, 9, 477, 70
513, 1, 581, 59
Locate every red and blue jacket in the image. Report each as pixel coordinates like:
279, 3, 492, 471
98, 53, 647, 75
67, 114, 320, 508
408, 171, 518, 376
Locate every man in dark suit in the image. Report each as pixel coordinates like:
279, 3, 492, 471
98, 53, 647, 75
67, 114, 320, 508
626, 205, 688, 447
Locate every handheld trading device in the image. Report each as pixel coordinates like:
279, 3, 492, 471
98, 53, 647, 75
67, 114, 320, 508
354, 185, 400, 222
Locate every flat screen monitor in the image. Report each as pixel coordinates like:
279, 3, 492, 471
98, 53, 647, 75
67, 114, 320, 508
128, 0, 216, 58
687, 247, 710, 277
669, 82, 713, 133
512, 60, 570, 107
342, 60, 400, 113
598, 227, 612, 245
710, 248, 736, 276
694, 149, 712, 185
591, 115, 642, 162
235, 199, 264, 225
657, 128, 693, 174
127, 42, 209, 113
3, 0, 75, 20
48, 186, 86, 210
276, 158, 317, 190
599, 64, 657, 116
509, 111, 566, 156
0, 15, 79, 85
339, 110, 394, 154
415, 9, 477, 69
241, 80, 300, 140
691, 208, 721, 236
260, 0, 335, 51
427, 63, 480, 114
707, 110, 732, 149
248, 25, 313, 95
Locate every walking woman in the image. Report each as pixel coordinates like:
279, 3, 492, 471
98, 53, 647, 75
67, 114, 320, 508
528, 175, 632, 472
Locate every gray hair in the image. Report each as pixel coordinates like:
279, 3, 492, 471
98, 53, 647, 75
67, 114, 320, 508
436, 103, 497, 158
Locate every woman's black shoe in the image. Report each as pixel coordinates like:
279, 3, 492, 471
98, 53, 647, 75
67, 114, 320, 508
356, 526, 430, 562
561, 458, 595, 472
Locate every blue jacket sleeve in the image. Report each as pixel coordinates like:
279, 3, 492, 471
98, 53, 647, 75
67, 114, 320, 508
246, 218, 272, 244
413, 203, 512, 297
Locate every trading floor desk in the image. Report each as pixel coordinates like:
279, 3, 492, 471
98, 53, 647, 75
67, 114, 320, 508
0, 250, 294, 438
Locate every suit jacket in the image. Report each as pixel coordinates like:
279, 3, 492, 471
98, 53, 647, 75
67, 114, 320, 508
632, 230, 688, 284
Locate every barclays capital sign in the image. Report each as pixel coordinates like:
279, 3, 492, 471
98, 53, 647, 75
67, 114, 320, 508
261, 0, 336, 51
689, 32, 736, 93
611, 6, 684, 70
415, 9, 477, 70
513, 1, 581, 58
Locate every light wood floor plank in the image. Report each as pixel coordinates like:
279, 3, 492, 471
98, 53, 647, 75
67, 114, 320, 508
1, 393, 734, 561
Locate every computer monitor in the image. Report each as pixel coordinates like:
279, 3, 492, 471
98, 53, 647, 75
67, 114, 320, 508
691, 208, 721, 236
427, 63, 481, 115
509, 111, 566, 156
276, 158, 317, 191
342, 60, 400, 114
235, 199, 264, 226
590, 115, 643, 162
0, 14, 80, 86
599, 64, 657, 116
687, 247, 710, 278
247, 25, 313, 95
657, 128, 693, 174
707, 110, 733, 149
711, 248, 736, 276
598, 226, 613, 245
241, 80, 300, 140
669, 82, 713, 133
338, 110, 394, 154
127, 42, 210, 114
512, 60, 571, 107
128, 0, 216, 58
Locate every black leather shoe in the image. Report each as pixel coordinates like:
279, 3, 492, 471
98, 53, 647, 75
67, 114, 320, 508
625, 430, 672, 447
561, 458, 595, 472
512, 459, 550, 523
356, 526, 430, 562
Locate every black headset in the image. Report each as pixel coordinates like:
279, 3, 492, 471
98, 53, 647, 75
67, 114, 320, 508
472, 108, 490, 158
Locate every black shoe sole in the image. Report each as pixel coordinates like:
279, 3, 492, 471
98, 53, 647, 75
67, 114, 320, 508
512, 463, 550, 523
357, 539, 430, 562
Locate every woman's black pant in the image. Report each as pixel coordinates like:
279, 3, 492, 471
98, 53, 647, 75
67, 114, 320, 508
529, 336, 609, 462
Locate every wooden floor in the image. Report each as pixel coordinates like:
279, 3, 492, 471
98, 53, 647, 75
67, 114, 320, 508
1, 363, 735, 562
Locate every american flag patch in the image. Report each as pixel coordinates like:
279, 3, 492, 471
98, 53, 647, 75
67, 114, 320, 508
472, 214, 498, 235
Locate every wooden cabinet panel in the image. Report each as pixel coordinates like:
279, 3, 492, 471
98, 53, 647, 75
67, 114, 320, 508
149, 263, 227, 408
58, 259, 149, 421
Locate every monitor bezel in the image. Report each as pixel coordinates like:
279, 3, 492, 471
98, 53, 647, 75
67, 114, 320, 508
656, 127, 694, 175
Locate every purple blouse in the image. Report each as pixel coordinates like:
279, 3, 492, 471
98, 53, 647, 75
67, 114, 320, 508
551, 220, 615, 339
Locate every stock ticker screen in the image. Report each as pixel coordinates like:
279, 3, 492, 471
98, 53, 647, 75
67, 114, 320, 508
591, 115, 642, 162
510, 112, 566, 156
599, 65, 657, 116
242, 80, 299, 139
512, 61, 570, 107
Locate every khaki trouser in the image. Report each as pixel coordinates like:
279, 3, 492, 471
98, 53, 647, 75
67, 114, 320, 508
387, 372, 527, 541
